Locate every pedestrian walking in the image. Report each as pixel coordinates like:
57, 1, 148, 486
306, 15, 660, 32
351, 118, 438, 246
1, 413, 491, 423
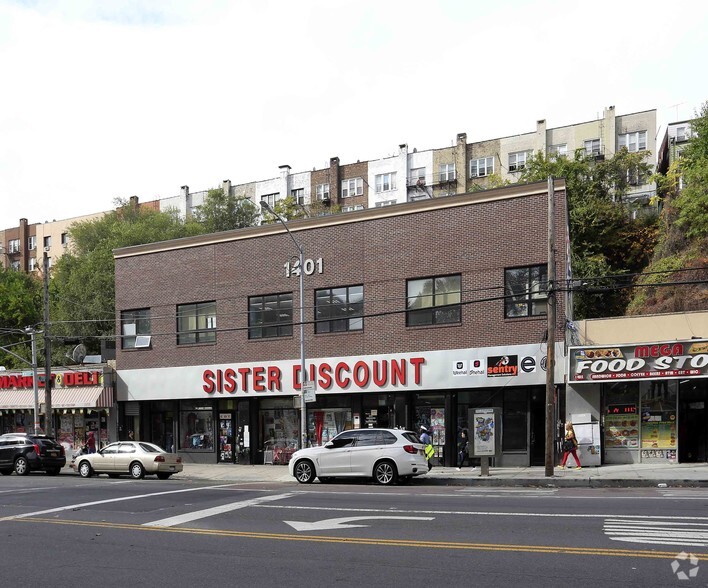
420, 426, 434, 470
456, 429, 469, 470
86, 431, 96, 454
558, 422, 581, 469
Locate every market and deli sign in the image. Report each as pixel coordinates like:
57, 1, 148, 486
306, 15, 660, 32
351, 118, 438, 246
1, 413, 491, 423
0, 370, 103, 390
202, 357, 425, 395
569, 340, 708, 382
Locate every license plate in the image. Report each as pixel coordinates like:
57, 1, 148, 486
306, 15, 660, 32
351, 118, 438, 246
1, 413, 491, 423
169, 466, 175, 471
48, 451, 58, 457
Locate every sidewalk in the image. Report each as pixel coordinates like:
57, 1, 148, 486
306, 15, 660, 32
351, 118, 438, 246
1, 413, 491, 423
167, 462, 708, 488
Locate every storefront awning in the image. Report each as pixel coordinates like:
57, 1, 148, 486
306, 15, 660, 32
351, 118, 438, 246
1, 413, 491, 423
0, 387, 114, 410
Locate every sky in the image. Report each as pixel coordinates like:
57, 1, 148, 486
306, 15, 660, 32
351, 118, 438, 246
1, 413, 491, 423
1, 0, 706, 226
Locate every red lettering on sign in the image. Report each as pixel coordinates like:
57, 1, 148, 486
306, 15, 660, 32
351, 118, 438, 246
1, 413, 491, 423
335, 362, 351, 388
318, 363, 332, 389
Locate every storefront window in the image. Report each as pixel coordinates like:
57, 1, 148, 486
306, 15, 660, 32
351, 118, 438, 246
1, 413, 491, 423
415, 394, 446, 461
179, 401, 214, 451
640, 380, 677, 462
309, 408, 351, 446
604, 382, 640, 451
502, 389, 527, 451
260, 399, 299, 451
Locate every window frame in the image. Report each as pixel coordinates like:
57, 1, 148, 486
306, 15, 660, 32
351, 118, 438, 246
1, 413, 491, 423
548, 144, 568, 157
27, 236, 36, 251
504, 265, 548, 318
315, 284, 364, 334
508, 151, 530, 172
8, 239, 20, 254
469, 156, 494, 178
406, 274, 462, 327
584, 139, 601, 156
439, 163, 456, 182
43, 236, 51, 249
260, 193, 278, 208
316, 183, 330, 201
290, 188, 305, 206
618, 130, 647, 152
248, 292, 294, 339
341, 178, 363, 198
121, 308, 151, 350
177, 301, 217, 345
375, 172, 397, 193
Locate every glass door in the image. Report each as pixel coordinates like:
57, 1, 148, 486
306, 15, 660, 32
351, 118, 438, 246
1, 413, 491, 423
218, 413, 235, 463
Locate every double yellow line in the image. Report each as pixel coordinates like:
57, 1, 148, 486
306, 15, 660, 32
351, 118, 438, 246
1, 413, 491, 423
17, 517, 708, 561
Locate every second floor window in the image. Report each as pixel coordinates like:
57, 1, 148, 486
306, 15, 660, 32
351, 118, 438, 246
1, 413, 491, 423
548, 144, 568, 157
316, 183, 330, 201
375, 172, 396, 193
249, 293, 293, 339
177, 301, 216, 345
121, 308, 151, 349
43, 236, 51, 249
261, 193, 278, 208
28, 236, 36, 251
508, 151, 529, 172
8, 239, 20, 253
584, 139, 601, 156
291, 188, 305, 205
406, 275, 461, 327
439, 163, 456, 182
315, 285, 363, 333
61, 232, 69, 246
505, 265, 548, 318
470, 157, 494, 178
341, 178, 363, 198
618, 131, 647, 152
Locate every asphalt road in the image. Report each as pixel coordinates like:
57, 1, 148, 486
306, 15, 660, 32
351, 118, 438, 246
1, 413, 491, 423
1, 475, 707, 587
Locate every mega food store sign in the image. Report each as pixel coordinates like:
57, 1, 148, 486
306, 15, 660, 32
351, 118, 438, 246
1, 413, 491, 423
569, 340, 708, 382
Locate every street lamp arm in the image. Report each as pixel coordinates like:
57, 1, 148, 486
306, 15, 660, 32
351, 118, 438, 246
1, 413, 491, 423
260, 201, 303, 255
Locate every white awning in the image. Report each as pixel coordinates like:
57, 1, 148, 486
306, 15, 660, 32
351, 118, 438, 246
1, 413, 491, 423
0, 387, 114, 410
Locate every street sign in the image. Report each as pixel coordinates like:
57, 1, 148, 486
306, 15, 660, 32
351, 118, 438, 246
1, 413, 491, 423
302, 382, 316, 403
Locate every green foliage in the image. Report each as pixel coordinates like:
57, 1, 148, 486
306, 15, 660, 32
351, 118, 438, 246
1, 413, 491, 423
50, 200, 207, 354
0, 268, 42, 368
519, 149, 658, 318
192, 188, 260, 233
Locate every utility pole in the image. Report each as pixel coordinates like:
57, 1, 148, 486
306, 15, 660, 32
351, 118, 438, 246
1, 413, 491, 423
43, 250, 53, 437
27, 328, 41, 434
545, 176, 557, 477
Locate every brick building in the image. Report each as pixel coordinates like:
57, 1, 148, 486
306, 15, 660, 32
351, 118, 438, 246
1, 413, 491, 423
114, 180, 569, 467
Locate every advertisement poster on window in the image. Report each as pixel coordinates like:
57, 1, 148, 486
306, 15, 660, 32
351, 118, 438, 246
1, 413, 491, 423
473, 409, 496, 456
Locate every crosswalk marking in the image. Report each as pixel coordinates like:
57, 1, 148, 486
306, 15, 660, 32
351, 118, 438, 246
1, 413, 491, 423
604, 518, 708, 547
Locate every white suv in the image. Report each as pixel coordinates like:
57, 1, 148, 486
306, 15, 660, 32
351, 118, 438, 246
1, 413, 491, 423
288, 428, 428, 485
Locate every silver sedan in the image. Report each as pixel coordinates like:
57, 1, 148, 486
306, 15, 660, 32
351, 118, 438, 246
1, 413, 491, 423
72, 441, 183, 480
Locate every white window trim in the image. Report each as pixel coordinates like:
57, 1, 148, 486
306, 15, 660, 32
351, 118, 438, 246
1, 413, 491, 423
469, 156, 494, 178
375, 172, 397, 193
618, 130, 647, 152
341, 178, 363, 198
508, 151, 529, 172
439, 163, 456, 182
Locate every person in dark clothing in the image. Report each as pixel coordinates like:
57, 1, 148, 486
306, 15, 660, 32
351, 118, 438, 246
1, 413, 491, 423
457, 429, 469, 470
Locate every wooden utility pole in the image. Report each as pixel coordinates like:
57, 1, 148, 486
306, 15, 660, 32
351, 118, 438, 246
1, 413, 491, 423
43, 250, 53, 437
545, 177, 556, 477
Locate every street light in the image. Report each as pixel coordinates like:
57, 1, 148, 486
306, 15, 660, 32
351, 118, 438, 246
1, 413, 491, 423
260, 200, 308, 450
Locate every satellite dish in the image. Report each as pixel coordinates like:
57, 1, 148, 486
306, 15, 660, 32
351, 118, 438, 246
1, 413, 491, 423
72, 344, 87, 364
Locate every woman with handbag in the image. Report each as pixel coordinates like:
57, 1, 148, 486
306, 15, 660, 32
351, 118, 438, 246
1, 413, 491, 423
558, 422, 581, 469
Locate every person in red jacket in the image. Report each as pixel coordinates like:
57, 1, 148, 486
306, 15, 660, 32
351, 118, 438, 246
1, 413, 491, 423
86, 431, 96, 454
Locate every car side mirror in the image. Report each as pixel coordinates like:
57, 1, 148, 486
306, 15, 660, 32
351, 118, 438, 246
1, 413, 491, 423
325, 441, 335, 449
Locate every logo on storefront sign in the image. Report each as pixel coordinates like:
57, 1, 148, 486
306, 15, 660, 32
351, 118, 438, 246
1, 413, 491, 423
520, 356, 536, 373
469, 359, 485, 376
487, 356, 518, 377
452, 361, 468, 376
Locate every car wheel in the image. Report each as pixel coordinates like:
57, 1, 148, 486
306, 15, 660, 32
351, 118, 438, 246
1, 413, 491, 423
373, 460, 397, 485
293, 459, 316, 484
45, 468, 61, 476
14, 456, 30, 476
130, 462, 145, 479
78, 461, 93, 478
157, 473, 172, 480
0, 469, 13, 476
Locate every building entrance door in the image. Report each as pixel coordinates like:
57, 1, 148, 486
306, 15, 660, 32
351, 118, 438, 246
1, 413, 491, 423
679, 381, 707, 462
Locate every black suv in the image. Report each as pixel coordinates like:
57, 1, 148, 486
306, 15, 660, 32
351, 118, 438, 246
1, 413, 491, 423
0, 433, 66, 476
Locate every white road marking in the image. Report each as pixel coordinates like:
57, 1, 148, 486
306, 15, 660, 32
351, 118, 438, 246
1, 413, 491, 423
143, 493, 295, 527
284, 515, 434, 532
604, 518, 708, 547
255, 503, 708, 522
0, 487, 60, 495
0, 484, 243, 521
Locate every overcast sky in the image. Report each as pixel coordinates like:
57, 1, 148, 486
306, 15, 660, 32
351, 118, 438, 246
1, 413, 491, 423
1, 0, 706, 226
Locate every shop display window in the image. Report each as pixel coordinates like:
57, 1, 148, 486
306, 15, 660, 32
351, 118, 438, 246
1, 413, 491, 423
309, 408, 351, 446
603, 382, 640, 450
179, 401, 214, 451
640, 380, 677, 461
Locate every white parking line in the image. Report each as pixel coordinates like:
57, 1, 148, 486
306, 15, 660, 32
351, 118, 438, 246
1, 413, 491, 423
0, 484, 242, 521
143, 493, 295, 528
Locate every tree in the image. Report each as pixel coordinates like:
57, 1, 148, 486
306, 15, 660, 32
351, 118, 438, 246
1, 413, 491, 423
519, 149, 658, 319
628, 101, 708, 315
261, 195, 340, 224
0, 268, 42, 369
192, 188, 260, 232
49, 200, 206, 356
